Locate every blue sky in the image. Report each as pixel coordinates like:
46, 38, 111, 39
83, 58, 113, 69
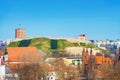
0, 0, 120, 40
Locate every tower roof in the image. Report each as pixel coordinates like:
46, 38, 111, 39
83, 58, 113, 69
90, 48, 92, 55
82, 48, 85, 55
85, 48, 89, 55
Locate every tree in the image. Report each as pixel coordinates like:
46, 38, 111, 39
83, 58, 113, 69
50, 58, 80, 80
99, 62, 120, 80
15, 53, 50, 80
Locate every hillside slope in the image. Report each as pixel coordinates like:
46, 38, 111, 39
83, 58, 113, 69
8, 37, 100, 54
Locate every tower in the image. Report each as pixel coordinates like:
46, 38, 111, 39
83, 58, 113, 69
119, 47, 120, 61
84, 48, 89, 75
15, 28, 26, 39
89, 49, 94, 71
82, 48, 85, 73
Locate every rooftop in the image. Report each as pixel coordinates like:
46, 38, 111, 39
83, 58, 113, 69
7, 46, 40, 62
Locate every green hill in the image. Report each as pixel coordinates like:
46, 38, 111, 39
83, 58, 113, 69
8, 37, 99, 54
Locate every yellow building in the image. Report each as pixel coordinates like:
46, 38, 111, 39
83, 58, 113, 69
63, 57, 82, 66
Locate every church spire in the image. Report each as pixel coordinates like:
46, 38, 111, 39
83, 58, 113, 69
119, 47, 120, 54
119, 47, 120, 61
90, 48, 92, 55
85, 48, 89, 55
82, 48, 85, 56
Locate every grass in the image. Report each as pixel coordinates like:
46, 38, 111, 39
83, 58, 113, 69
8, 37, 103, 54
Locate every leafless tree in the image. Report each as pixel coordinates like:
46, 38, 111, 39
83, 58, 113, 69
15, 53, 50, 80
51, 58, 80, 80
98, 62, 120, 80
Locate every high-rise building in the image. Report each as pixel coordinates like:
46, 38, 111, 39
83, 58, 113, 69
15, 28, 25, 39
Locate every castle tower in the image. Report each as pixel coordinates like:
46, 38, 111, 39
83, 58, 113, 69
76, 34, 87, 40
15, 28, 26, 39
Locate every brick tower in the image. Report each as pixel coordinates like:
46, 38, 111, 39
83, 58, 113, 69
15, 28, 25, 39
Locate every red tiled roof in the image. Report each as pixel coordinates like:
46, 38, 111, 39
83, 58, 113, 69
7, 47, 40, 62
7, 47, 41, 73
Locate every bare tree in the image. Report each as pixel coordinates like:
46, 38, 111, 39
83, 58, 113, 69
51, 58, 80, 80
15, 53, 50, 80
99, 62, 120, 80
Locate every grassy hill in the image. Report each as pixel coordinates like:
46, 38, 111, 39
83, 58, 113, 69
8, 37, 100, 54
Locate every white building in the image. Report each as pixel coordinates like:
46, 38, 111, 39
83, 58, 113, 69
91, 40, 120, 53
0, 41, 7, 49
0, 65, 5, 80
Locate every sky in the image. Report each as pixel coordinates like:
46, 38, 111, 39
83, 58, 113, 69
0, 0, 120, 40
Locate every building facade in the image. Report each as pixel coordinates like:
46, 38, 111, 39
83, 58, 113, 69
76, 34, 87, 40
15, 28, 26, 39
0, 49, 5, 80
82, 48, 113, 79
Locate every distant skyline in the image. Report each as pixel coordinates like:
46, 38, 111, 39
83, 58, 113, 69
0, 0, 120, 40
